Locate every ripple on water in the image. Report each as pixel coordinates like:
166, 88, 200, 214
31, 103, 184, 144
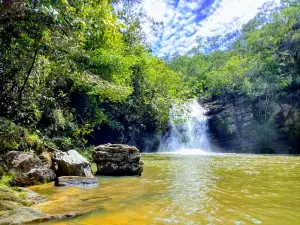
30, 153, 300, 225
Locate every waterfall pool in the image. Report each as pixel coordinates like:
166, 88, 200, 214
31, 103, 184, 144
30, 153, 300, 225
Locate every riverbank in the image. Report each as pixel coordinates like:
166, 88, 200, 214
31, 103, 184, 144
0, 144, 144, 224
0, 186, 81, 224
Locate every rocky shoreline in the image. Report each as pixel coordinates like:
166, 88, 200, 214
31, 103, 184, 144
0, 144, 144, 224
0, 186, 79, 224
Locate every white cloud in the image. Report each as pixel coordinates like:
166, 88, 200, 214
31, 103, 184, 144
142, 0, 169, 22
142, 0, 281, 57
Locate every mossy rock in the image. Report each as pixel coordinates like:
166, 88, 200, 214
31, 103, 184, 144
0, 186, 79, 224
0, 187, 25, 204
0, 187, 27, 221
0, 207, 44, 225
0, 200, 24, 216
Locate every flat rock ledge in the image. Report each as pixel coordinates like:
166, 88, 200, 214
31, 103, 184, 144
55, 176, 99, 187
0, 207, 79, 225
93, 144, 144, 176
0, 187, 80, 225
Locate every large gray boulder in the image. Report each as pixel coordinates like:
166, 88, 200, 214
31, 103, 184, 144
15, 168, 56, 186
93, 144, 144, 176
0, 151, 56, 186
54, 150, 93, 178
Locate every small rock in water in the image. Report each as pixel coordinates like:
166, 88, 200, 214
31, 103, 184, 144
93, 144, 144, 176
55, 176, 98, 187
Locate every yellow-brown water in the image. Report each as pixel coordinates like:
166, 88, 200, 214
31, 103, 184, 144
30, 153, 300, 225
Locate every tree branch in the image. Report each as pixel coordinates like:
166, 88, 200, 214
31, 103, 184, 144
18, 22, 40, 101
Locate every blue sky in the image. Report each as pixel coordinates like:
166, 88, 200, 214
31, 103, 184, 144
142, 0, 279, 57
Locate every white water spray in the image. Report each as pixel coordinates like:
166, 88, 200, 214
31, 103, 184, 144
159, 100, 211, 154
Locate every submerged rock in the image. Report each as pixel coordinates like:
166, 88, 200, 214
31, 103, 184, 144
28, 212, 78, 224
93, 144, 144, 176
54, 150, 94, 178
55, 176, 98, 187
0, 151, 56, 186
16, 187, 46, 205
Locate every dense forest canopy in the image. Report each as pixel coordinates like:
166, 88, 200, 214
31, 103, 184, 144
0, 0, 188, 153
168, 0, 300, 99
0, 0, 300, 153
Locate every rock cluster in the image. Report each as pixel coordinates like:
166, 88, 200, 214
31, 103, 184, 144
0, 143, 144, 222
93, 144, 144, 176
0, 143, 143, 187
0, 149, 94, 187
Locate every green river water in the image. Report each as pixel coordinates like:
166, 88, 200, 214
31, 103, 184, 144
30, 153, 300, 225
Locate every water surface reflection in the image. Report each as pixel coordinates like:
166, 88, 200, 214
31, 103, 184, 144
30, 153, 300, 225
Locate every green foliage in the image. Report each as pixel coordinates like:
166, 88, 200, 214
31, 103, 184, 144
206, 56, 250, 96
0, 118, 24, 151
78, 146, 94, 162
3, 0, 297, 153
0, 171, 15, 188
0, 118, 45, 152
0, 0, 188, 152
168, 1, 300, 106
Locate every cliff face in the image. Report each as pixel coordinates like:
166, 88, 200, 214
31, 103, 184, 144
203, 92, 300, 154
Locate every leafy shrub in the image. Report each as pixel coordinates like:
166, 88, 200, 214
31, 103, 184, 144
0, 171, 15, 188
78, 146, 94, 162
0, 118, 24, 152
52, 137, 75, 151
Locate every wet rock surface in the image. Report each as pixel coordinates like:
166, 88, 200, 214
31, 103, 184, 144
0, 151, 56, 186
16, 168, 56, 186
55, 176, 98, 187
203, 94, 300, 154
0, 207, 79, 225
93, 144, 144, 176
54, 150, 94, 178
0, 187, 26, 218
0, 187, 81, 224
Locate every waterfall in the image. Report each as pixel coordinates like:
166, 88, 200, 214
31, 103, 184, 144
159, 100, 211, 153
